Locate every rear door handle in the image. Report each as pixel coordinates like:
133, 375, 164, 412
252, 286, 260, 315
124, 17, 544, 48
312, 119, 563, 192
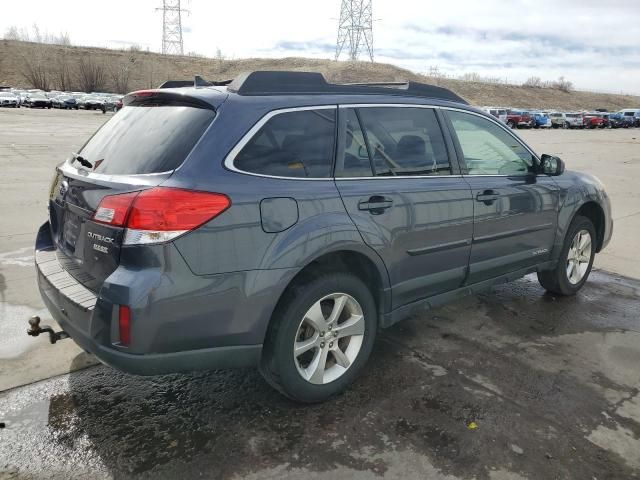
476, 190, 500, 204
358, 195, 393, 214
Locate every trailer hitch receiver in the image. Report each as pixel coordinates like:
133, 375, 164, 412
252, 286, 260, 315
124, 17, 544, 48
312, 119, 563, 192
27, 316, 70, 344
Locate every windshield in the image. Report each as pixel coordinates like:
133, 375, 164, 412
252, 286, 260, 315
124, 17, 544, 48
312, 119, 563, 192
78, 105, 216, 175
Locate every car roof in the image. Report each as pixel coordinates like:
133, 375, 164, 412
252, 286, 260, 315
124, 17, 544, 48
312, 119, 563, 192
137, 71, 470, 111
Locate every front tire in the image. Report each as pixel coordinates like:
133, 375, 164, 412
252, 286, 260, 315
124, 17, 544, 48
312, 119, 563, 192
260, 272, 377, 403
538, 216, 596, 296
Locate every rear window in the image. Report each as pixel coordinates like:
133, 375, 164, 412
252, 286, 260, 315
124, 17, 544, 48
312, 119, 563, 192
79, 105, 215, 175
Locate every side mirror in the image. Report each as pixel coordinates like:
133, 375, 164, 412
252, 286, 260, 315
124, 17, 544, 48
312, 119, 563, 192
540, 154, 565, 176
357, 145, 369, 159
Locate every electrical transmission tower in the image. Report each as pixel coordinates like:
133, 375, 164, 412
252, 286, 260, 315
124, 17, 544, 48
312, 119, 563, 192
158, 0, 186, 55
335, 0, 374, 62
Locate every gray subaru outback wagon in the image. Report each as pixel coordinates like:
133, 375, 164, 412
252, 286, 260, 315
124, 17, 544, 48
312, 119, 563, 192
32, 71, 612, 402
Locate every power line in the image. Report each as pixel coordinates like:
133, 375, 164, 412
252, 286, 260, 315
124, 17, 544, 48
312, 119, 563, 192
157, 0, 187, 55
335, 0, 374, 62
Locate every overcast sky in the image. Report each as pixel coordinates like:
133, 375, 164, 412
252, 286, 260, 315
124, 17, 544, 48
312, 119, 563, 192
2, 0, 639, 94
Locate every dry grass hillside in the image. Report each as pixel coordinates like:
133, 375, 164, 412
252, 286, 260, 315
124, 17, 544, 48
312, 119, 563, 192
2, 39, 639, 111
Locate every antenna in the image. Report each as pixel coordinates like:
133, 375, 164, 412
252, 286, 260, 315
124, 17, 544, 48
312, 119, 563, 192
335, 0, 374, 62
157, 0, 187, 55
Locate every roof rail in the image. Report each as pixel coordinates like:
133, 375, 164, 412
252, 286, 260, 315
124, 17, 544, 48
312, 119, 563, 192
157, 76, 233, 89
226, 71, 467, 104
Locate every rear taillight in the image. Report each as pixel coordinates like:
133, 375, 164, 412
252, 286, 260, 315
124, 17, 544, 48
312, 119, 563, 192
118, 305, 131, 346
93, 192, 139, 226
91, 187, 231, 245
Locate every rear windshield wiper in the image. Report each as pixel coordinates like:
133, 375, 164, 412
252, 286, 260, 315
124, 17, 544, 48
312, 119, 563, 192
71, 153, 93, 169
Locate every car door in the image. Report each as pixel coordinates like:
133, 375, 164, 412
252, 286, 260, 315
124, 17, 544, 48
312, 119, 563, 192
334, 106, 474, 309
443, 109, 560, 284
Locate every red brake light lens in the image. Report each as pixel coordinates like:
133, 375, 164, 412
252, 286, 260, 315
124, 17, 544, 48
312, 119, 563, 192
119, 305, 131, 346
91, 188, 231, 242
127, 188, 230, 231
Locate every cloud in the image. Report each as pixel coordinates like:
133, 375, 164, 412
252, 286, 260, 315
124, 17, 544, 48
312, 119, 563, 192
271, 40, 335, 54
1, 0, 639, 94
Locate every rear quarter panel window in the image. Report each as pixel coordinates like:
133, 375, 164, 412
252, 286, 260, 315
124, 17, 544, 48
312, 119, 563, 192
233, 108, 336, 178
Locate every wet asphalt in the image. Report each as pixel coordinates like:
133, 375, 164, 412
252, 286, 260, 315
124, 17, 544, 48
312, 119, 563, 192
1, 271, 639, 480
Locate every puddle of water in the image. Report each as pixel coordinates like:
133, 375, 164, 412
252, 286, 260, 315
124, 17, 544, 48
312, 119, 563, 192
0, 246, 34, 267
587, 423, 640, 469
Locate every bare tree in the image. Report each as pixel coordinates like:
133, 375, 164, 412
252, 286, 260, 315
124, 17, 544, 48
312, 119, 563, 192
54, 48, 73, 91
109, 55, 136, 93
76, 56, 106, 92
4, 25, 20, 40
552, 76, 574, 93
523, 76, 543, 88
459, 72, 482, 82
17, 43, 51, 90
4, 23, 71, 45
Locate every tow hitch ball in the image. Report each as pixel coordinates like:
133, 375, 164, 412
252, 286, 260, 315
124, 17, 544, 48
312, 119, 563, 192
27, 316, 69, 344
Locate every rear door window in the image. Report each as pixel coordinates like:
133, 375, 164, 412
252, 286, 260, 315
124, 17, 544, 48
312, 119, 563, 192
354, 107, 451, 176
233, 108, 336, 178
79, 105, 215, 175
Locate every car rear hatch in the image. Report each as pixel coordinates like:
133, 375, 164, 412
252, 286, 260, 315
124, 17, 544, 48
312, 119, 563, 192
47, 89, 223, 292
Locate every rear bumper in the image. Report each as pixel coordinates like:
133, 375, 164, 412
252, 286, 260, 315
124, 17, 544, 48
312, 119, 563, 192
37, 266, 261, 374
35, 222, 268, 375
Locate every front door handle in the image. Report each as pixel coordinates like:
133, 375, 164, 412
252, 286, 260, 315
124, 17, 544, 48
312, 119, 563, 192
358, 195, 393, 214
476, 190, 500, 205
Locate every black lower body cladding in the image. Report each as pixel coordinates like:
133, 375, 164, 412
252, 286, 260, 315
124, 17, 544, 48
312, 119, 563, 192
34, 221, 297, 374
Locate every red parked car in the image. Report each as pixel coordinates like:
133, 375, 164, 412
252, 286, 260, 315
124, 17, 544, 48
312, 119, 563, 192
506, 109, 533, 129
583, 113, 606, 129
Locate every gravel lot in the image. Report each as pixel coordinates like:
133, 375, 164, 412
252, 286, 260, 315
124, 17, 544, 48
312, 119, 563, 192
1, 108, 639, 479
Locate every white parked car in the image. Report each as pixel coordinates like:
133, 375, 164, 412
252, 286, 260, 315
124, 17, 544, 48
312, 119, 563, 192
0, 91, 19, 108
482, 106, 508, 123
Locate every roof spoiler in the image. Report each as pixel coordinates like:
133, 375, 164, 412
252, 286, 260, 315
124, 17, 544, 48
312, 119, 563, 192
226, 71, 467, 104
157, 76, 233, 89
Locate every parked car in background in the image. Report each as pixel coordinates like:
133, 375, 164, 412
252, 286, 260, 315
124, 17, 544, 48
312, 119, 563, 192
100, 95, 124, 113
606, 112, 625, 128
583, 113, 606, 129
506, 109, 533, 128
29, 71, 613, 403
78, 95, 106, 110
0, 91, 20, 108
564, 113, 585, 129
619, 109, 640, 127
24, 93, 52, 108
549, 112, 566, 129
483, 107, 508, 123
18, 91, 30, 106
52, 95, 79, 110
531, 111, 551, 128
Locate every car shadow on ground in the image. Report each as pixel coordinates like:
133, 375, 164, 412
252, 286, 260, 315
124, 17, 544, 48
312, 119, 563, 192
46, 272, 640, 479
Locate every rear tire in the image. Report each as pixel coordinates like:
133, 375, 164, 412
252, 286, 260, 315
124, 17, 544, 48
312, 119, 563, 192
260, 272, 377, 403
538, 216, 596, 296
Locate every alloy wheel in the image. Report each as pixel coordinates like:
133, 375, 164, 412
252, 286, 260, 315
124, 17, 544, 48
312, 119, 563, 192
566, 229, 592, 284
293, 293, 365, 385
